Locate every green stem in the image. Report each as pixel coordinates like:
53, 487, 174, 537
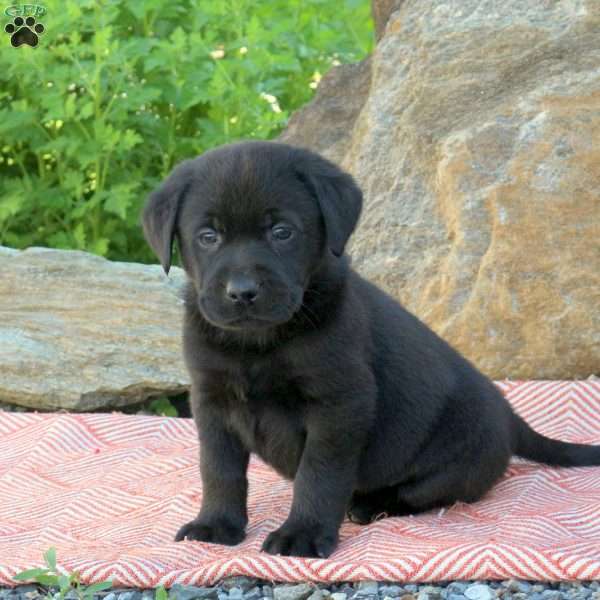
14, 156, 32, 191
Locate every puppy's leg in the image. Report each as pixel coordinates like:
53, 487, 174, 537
349, 472, 474, 524
262, 389, 373, 558
394, 442, 511, 514
394, 467, 480, 512
175, 391, 249, 545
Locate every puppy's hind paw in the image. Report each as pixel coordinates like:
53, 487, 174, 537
347, 493, 385, 524
347, 504, 386, 525
175, 517, 245, 545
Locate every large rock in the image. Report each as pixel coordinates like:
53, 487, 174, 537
0, 246, 189, 410
280, 0, 600, 379
371, 0, 403, 40
279, 59, 372, 166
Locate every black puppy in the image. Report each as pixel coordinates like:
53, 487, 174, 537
142, 140, 600, 558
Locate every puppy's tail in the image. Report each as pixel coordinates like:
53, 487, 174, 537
513, 413, 600, 467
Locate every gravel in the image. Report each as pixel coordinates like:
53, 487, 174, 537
274, 584, 314, 600
464, 584, 494, 600
1, 578, 600, 600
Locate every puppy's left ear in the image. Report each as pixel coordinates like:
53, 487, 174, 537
142, 160, 193, 274
295, 150, 363, 257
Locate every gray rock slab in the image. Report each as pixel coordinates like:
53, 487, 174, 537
0, 246, 189, 410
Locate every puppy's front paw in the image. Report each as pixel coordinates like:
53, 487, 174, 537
262, 522, 338, 558
175, 517, 245, 545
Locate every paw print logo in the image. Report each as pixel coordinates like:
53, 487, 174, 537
5, 16, 45, 47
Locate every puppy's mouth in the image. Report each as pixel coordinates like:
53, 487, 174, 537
219, 315, 283, 330
198, 297, 301, 331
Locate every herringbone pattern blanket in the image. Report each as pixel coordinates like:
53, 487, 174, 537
0, 381, 598, 586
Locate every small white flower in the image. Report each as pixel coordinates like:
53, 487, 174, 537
271, 102, 282, 114
260, 92, 277, 104
68, 83, 76, 91
229, 116, 238, 124
239, 46, 248, 55
309, 71, 322, 91
210, 49, 225, 59
121, 92, 127, 98
332, 59, 341, 66
46, 82, 53, 88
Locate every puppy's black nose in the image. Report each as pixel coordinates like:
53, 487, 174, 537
226, 275, 259, 305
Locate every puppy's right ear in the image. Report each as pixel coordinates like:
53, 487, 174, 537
294, 149, 363, 258
142, 160, 193, 274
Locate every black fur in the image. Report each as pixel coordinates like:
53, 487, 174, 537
142, 140, 600, 558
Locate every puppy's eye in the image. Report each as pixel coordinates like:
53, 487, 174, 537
198, 228, 220, 247
272, 226, 293, 241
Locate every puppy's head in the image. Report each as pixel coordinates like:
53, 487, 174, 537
142, 141, 362, 331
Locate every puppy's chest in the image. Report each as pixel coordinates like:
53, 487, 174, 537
220, 361, 307, 478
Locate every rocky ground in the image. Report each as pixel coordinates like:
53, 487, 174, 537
0, 578, 599, 600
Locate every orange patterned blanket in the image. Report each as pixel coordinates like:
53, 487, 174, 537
0, 381, 598, 586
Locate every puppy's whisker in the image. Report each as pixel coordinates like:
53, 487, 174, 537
300, 303, 319, 330
304, 287, 323, 298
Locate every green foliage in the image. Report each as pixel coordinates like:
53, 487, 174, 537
155, 585, 169, 600
14, 547, 113, 599
15, 547, 169, 598
148, 396, 178, 417
0, 0, 373, 262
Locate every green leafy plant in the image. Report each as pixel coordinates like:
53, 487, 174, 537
148, 396, 178, 417
0, 0, 373, 263
155, 585, 169, 600
14, 547, 113, 599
